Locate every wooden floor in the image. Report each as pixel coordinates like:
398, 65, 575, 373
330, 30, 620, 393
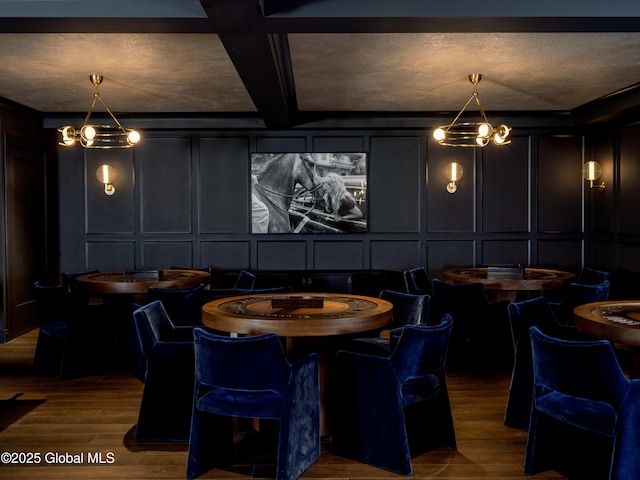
0, 329, 566, 480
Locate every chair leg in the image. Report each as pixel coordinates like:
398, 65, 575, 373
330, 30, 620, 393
186, 410, 234, 480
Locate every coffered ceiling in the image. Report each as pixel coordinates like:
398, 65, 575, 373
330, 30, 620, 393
0, 0, 639, 128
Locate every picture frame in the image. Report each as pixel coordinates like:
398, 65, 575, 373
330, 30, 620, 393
251, 152, 367, 234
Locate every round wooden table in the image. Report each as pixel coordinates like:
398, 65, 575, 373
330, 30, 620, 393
202, 292, 393, 337
442, 267, 575, 302
202, 292, 393, 436
574, 300, 640, 378
76, 269, 210, 297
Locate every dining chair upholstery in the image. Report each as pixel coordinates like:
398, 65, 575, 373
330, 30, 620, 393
145, 283, 206, 326
577, 267, 610, 285
233, 269, 256, 290
345, 289, 430, 356
332, 316, 455, 476
61, 269, 101, 306
186, 328, 320, 480
403, 267, 432, 295
430, 278, 511, 371
132, 301, 196, 442
504, 296, 586, 431
549, 280, 610, 326
525, 326, 640, 479
33, 281, 114, 380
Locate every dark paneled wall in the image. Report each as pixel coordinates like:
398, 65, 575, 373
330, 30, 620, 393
57, 125, 599, 280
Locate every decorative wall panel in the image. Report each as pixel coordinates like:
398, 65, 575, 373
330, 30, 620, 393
142, 241, 193, 269
86, 149, 135, 234
482, 136, 531, 233
200, 137, 250, 233
141, 137, 192, 233
481, 240, 530, 266
86, 241, 135, 271
256, 241, 307, 270
313, 136, 364, 152
536, 239, 583, 271
201, 241, 251, 270
370, 240, 421, 271
426, 240, 475, 279
619, 124, 640, 236
427, 142, 475, 233
537, 135, 582, 233
314, 241, 364, 270
369, 136, 420, 233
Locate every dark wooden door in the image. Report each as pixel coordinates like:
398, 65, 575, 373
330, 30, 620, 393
3, 136, 47, 341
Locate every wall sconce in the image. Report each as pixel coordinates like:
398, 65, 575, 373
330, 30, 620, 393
583, 160, 605, 191
445, 162, 463, 193
96, 164, 119, 196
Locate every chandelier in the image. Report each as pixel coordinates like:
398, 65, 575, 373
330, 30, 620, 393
58, 74, 141, 149
433, 74, 511, 147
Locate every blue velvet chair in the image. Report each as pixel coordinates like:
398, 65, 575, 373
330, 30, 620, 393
332, 316, 455, 476
504, 296, 586, 431
187, 328, 320, 480
403, 267, 432, 295
525, 326, 640, 479
430, 278, 511, 371
577, 267, 610, 285
233, 269, 256, 290
145, 283, 206, 326
549, 280, 610, 326
132, 301, 196, 442
33, 281, 114, 380
346, 289, 430, 356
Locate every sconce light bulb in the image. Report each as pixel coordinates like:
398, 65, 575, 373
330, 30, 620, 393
433, 128, 446, 142
583, 161, 602, 182
127, 130, 141, 144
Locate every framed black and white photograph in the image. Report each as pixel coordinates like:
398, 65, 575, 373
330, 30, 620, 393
251, 152, 367, 234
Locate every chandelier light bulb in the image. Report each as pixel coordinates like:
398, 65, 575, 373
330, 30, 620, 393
82, 125, 96, 140
478, 123, 490, 137
433, 128, 446, 141
128, 130, 141, 144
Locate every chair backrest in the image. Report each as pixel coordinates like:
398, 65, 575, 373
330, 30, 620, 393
61, 269, 100, 295
233, 270, 256, 290
234, 286, 293, 296
146, 283, 206, 325
430, 278, 489, 324
576, 267, 610, 285
530, 326, 628, 406
390, 315, 453, 381
132, 301, 177, 358
403, 267, 432, 295
192, 328, 290, 393
33, 281, 69, 323
560, 280, 610, 309
379, 289, 430, 327
507, 296, 560, 348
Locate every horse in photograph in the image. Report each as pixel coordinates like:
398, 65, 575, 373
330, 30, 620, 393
251, 153, 323, 233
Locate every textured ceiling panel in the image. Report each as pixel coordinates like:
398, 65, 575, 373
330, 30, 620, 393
290, 32, 640, 112
0, 33, 255, 113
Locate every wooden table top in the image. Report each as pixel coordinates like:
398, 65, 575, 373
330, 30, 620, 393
442, 267, 575, 291
76, 269, 210, 295
202, 292, 393, 337
574, 300, 640, 348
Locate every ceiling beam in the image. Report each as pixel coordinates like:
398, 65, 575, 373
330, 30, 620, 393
219, 32, 297, 128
